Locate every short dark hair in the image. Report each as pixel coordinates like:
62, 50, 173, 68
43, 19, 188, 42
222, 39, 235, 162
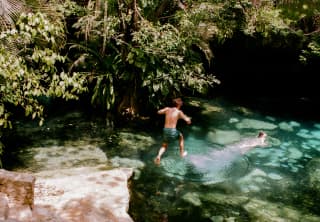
258, 131, 266, 138
172, 98, 183, 107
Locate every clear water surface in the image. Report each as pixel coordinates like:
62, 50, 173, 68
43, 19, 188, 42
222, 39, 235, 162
4, 97, 320, 222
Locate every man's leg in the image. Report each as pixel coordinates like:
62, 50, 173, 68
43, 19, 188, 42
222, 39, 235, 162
155, 143, 167, 164
179, 134, 187, 157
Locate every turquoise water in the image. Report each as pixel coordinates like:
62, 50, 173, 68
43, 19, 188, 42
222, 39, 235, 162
129, 97, 320, 222
3, 97, 320, 221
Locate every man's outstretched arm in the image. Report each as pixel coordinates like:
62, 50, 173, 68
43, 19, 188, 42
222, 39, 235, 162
180, 111, 191, 124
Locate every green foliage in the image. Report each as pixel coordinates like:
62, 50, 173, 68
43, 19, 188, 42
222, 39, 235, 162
91, 73, 115, 110
132, 20, 219, 107
244, 3, 291, 37
0, 12, 87, 130
0, 46, 43, 128
57, 0, 86, 17
277, 0, 320, 20
68, 0, 221, 111
69, 0, 122, 111
65, 0, 318, 113
300, 40, 320, 64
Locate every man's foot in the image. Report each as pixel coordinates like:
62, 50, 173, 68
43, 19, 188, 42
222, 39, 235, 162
180, 151, 187, 158
154, 157, 161, 165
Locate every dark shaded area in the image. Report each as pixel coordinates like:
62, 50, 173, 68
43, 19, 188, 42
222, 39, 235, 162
216, 96, 320, 122
210, 35, 320, 121
212, 37, 315, 96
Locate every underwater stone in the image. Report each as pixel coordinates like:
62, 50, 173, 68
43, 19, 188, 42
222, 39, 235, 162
206, 129, 240, 145
109, 156, 145, 169
268, 173, 282, 180
281, 142, 291, 147
311, 130, 320, 139
236, 168, 268, 193
288, 159, 297, 164
235, 118, 278, 130
31, 145, 108, 171
118, 132, 156, 151
200, 192, 249, 206
307, 140, 320, 152
279, 122, 294, 132
247, 184, 260, 192
301, 143, 311, 150
243, 197, 320, 222
265, 116, 276, 122
290, 167, 299, 172
229, 118, 239, 123
288, 147, 303, 160
254, 149, 270, 158
296, 129, 313, 139
306, 158, 320, 191
308, 139, 320, 146
263, 161, 280, 168
304, 154, 312, 159
210, 215, 224, 222
182, 192, 202, 207
289, 121, 300, 127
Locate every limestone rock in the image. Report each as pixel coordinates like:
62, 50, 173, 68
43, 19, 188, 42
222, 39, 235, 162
0, 193, 9, 220
0, 169, 35, 209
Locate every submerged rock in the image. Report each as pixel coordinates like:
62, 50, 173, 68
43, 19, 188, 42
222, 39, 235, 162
27, 144, 108, 171
197, 192, 320, 222
306, 158, 320, 191
182, 192, 202, 207
235, 118, 278, 130
243, 198, 320, 222
279, 121, 295, 132
206, 129, 241, 145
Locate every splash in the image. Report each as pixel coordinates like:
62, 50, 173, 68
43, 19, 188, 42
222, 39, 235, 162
161, 135, 267, 184
161, 145, 250, 183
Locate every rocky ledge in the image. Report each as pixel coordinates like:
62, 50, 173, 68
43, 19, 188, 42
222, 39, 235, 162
0, 166, 134, 222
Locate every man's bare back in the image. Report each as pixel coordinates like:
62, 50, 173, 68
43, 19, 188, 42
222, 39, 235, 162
158, 107, 191, 128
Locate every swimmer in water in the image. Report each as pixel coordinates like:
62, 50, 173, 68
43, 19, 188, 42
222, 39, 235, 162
188, 131, 268, 169
231, 131, 268, 155
154, 98, 191, 165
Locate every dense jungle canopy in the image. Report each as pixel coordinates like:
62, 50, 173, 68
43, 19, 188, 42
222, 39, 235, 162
0, 0, 319, 162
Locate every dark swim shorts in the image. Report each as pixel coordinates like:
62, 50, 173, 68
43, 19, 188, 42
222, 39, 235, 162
162, 128, 181, 143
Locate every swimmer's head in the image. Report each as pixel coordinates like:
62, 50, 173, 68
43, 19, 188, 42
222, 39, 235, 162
258, 131, 267, 138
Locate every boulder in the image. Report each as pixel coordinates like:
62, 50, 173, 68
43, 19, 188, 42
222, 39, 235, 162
0, 169, 35, 209
0, 193, 9, 220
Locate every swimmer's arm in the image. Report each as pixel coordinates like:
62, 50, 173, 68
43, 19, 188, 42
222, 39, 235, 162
179, 111, 191, 124
158, 107, 169, 115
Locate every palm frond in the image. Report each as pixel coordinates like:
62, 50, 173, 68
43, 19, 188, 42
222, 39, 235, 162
0, 0, 26, 30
